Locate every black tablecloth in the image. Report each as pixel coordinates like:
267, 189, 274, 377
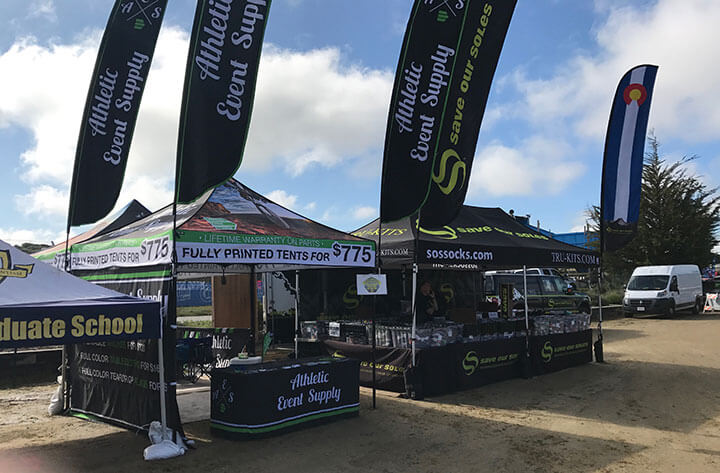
210, 356, 359, 438
323, 330, 593, 396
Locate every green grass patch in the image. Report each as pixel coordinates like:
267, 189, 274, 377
177, 319, 213, 328
177, 306, 212, 318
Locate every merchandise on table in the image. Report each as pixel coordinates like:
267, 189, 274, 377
308, 319, 465, 348
474, 317, 526, 342
530, 313, 591, 336
300, 320, 329, 341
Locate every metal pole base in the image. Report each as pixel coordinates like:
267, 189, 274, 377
594, 338, 604, 363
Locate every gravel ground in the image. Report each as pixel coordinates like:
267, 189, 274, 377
1, 313, 720, 472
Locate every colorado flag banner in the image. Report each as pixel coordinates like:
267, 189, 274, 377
601, 64, 658, 252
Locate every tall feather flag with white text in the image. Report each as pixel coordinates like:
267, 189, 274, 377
380, 0, 517, 226
175, 0, 272, 204
68, 0, 168, 226
601, 64, 658, 252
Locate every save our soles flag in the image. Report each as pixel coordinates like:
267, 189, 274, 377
420, 0, 516, 228
379, 0, 517, 225
68, 0, 168, 226
601, 65, 658, 252
175, 0, 272, 204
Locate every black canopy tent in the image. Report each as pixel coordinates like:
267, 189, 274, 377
33, 200, 151, 267
348, 206, 601, 385
354, 206, 599, 270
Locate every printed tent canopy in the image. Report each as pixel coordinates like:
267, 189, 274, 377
353, 206, 599, 270
33, 199, 151, 266
63, 179, 376, 274
0, 240, 160, 349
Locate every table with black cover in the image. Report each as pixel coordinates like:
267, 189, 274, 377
210, 356, 359, 438
324, 330, 593, 396
529, 329, 593, 375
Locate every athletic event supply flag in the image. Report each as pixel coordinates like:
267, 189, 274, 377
68, 0, 168, 226
601, 65, 658, 252
175, 0, 272, 204
380, 0, 517, 225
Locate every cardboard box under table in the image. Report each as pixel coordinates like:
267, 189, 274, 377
210, 357, 360, 438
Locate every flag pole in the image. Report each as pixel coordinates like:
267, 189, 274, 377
373, 217, 384, 409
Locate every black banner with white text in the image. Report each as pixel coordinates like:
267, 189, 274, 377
380, 0, 516, 225
175, 0, 272, 203
69, 269, 183, 434
69, 0, 168, 226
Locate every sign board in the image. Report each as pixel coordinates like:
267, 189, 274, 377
356, 274, 388, 296
500, 283, 513, 319
704, 293, 720, 312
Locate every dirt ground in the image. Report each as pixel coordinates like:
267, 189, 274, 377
2, 314, 720, 473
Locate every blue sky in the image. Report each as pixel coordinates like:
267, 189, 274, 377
0, 0, 718, 247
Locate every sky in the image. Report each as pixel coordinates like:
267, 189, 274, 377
0, 0, 718, 248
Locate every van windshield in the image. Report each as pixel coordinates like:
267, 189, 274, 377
627, 275, 669, 291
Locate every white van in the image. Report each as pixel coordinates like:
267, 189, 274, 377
622, 265, 703, 316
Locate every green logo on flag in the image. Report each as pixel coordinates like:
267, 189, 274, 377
437, 10, 449, 22
134, 18, 145, 30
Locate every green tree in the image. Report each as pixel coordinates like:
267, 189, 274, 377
14, 242, 51, 255
590, 136, 720, 285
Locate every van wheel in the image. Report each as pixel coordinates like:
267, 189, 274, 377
692, 299, 701, 314
667, 301, 676, 317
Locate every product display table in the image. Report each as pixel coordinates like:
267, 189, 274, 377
323, 329, 593, 396
210, 356, 360, 438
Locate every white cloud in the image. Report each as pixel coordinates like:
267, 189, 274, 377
510, 0, 720, 144
244, 46, 393, 175
0, 33, 391, 225
352, 206, 376, 221
28, 1, 56, 22
0, 27, 187, 220
0, 227, 63, 246
266, 189, 299, 209
569, 211, 592, 233
14, 184, 67, 216
467, 137, 585, 197
0, 35, 99, 183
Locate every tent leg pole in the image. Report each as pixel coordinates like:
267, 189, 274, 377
372, 305, 376, 409
61, 345, 68, 411
522, 265, 532, 378
294, 270, 299, 359
595, 266, 605, 362
411, 264, 417, 367
249, 265, 257, 356
157, 337, 168, 441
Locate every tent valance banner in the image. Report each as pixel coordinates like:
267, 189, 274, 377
64, 179, 376, 272
354, 207, 599, 270
175, 0, 272, 204
0, 241, 161, 349
35, 200, 150, 269
69, 0, 168, 226
380, 0, 517, 225
601, 64, 658, 252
